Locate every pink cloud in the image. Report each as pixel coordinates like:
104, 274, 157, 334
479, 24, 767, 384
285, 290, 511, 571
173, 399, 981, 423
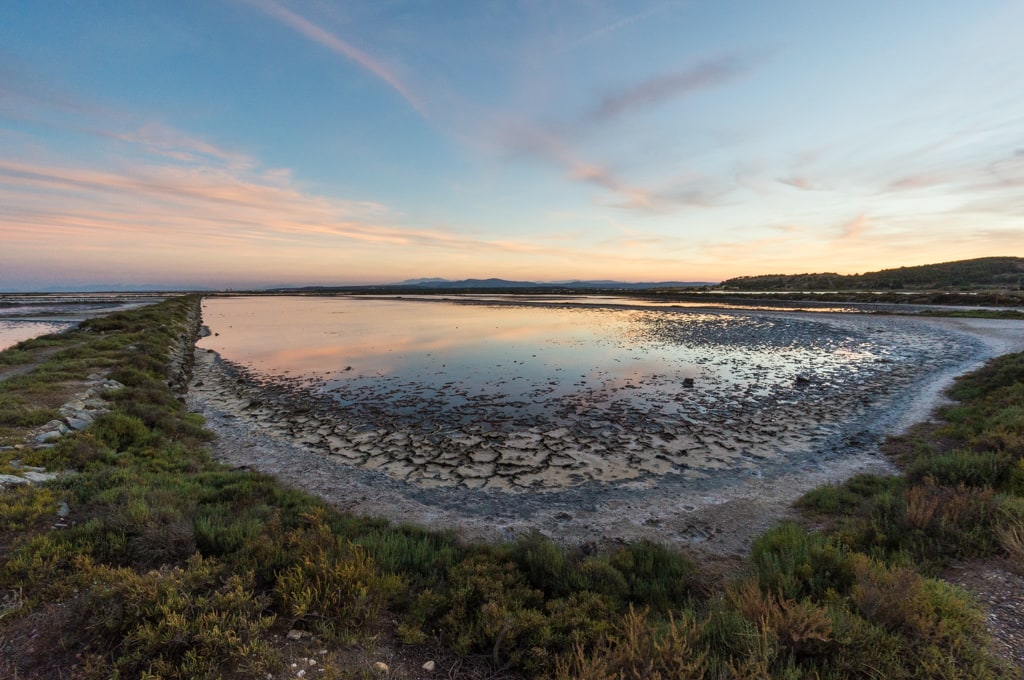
590, 55, 749, 122
838, 214, 872, 240
497, 119, 720, 212
242, 0, 426, 117
98, 122, 255, 169
886, 173, 947, 191
779, 176, 817, 190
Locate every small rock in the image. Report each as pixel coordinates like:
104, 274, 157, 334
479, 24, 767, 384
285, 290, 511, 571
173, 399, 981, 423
372, 661, 389, 673
286, 629, 304, 640
66, 417, 92, 431
23, 471, 58, 483
11, 462, 44, 472
0, 475, 28, 486
57, 502, 70, 518
422, 660, 436, 672
36, 431, 62, 443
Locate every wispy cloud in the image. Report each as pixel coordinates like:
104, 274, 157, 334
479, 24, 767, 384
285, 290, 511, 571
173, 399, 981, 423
97, 122, 255, 169
837, 213, 872, 240
778, 176, 818, 191
496, 119, 721, 212
589, 55, 750, 122
240, 0, 426, 116
568, 2, 683, 49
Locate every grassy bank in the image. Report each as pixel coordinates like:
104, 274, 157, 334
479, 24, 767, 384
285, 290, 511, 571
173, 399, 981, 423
0, 297, 1019, 678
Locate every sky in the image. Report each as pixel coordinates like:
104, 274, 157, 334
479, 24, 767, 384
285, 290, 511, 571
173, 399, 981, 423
2, 1, 1023, 290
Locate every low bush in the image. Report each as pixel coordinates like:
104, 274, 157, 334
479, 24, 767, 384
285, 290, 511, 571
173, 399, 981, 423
90, 412, 151, 452
66, 554, 278, 679
749, 523, 854, 601
275, 510, 402, 640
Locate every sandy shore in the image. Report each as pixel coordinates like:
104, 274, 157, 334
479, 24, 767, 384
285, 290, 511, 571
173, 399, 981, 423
186, 307, 1024, 560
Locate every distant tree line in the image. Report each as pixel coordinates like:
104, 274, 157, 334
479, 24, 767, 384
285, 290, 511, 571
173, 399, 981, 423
721, 257, 1024, 291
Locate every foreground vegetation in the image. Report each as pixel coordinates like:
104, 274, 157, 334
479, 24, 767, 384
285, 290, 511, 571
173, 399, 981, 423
0, 297, 1020, 678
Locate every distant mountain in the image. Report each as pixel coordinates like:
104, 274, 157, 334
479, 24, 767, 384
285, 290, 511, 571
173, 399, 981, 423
384, 278, 714, 290
720, 257, 1024, 291
273, 278, 714, 293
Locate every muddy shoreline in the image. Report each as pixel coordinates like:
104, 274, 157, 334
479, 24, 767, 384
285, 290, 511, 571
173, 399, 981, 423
186, 302, 1024, 559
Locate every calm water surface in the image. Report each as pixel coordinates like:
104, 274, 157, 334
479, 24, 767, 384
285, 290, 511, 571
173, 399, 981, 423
196, 295, 992, 491
199, 296, 901, 433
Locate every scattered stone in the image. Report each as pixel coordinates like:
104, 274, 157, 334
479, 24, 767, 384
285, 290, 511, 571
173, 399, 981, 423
66, 417, 92, 431
0, 475, 29, 486
422, 660, 436, 672
36, 431, 62, 443
22, 471, 59, 483
286, 629, 304, 640
57, 502, 70, 518
372, 661, 389, 673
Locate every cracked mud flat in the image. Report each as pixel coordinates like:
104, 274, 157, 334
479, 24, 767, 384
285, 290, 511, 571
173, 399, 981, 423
187, 298, 1024, 558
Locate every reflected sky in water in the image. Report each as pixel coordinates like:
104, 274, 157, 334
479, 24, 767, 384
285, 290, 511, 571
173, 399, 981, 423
198, 296, 889, 431
0, 321, 73, 352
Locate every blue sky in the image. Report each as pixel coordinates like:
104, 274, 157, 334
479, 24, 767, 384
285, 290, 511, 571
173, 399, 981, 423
1, 1, 1022, 289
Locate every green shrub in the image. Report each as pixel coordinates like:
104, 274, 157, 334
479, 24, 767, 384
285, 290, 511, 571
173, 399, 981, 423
847, 555, 1001, 676
608, 540, 694, 611
0, 485, 61, 532
907, 449, 1014, 489
46, 432, 116, 470
356, 525, 460, 587
66, 554, 278, 680
509, 531, 586, 597
749, 524, 854, 602
0, 394, 60, 428
91, 412, 151, 451
798, 474, 901, 515
553, 606, 709, 680
438, 552, 549, 670
274, 510, 401, 639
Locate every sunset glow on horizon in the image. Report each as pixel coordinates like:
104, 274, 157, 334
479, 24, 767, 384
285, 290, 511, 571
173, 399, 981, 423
2, 1, 1022, 291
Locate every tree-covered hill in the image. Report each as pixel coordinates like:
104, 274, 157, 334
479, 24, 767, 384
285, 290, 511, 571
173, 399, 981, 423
721, 257, 1024, 291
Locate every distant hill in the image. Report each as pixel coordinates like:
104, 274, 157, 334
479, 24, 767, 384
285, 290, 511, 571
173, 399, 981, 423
279, 278, 715, 293
720, 257, 1024, 291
